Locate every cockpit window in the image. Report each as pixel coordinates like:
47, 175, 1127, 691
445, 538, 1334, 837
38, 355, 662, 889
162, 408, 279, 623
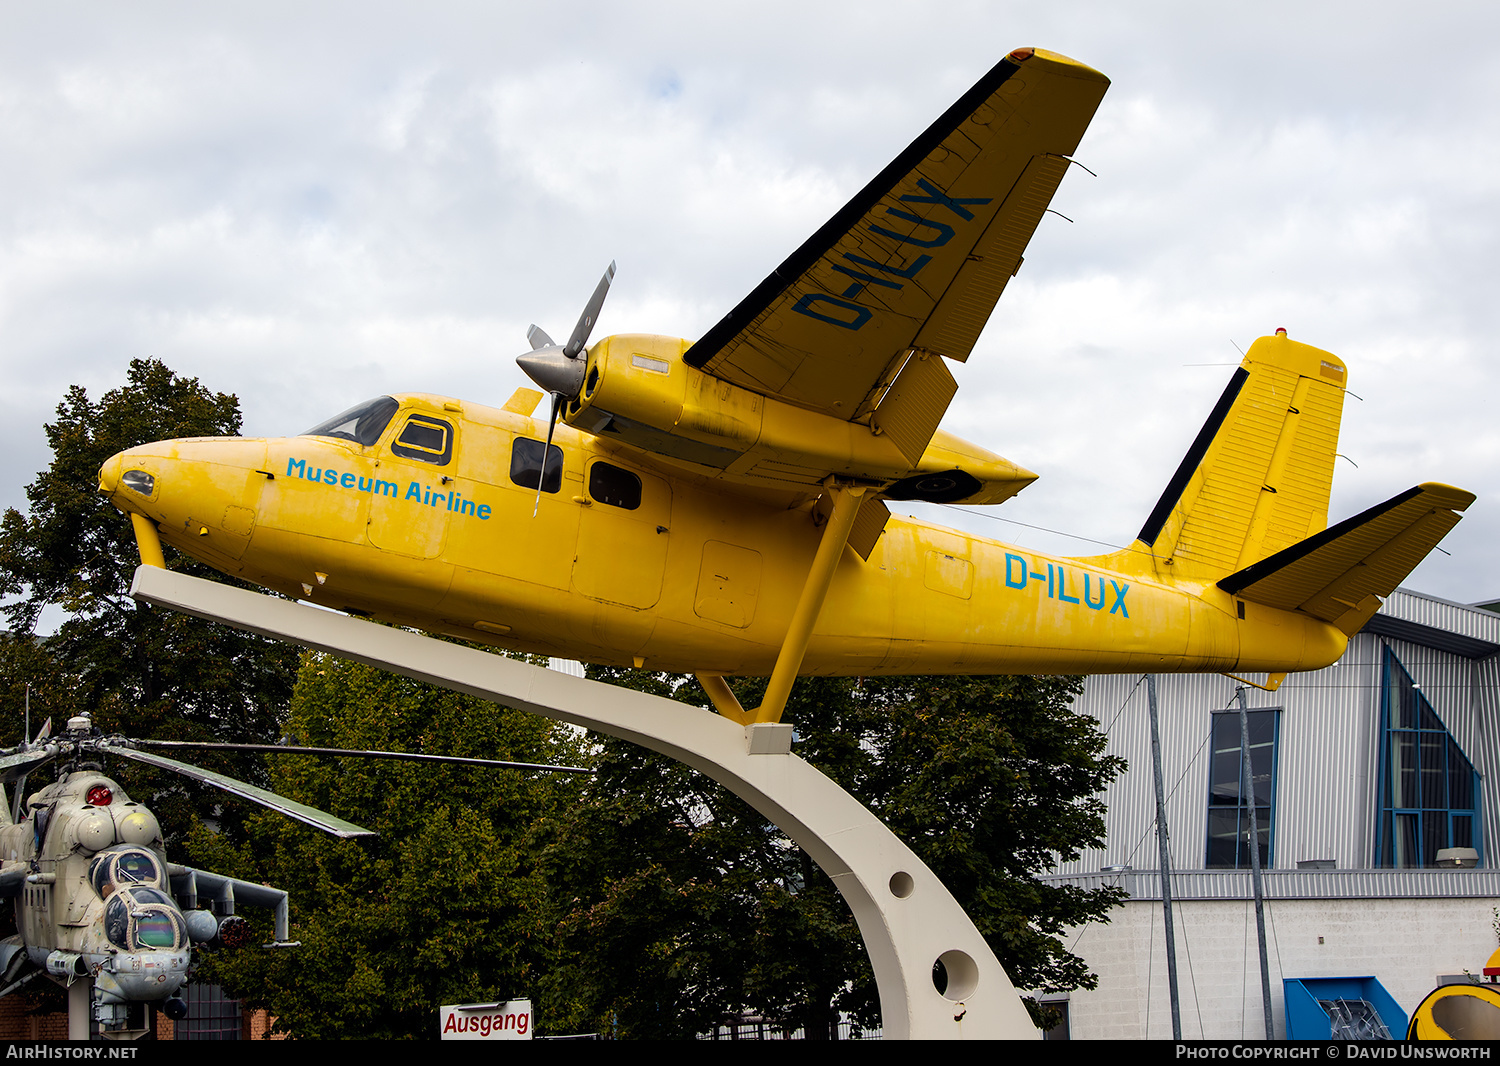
90, 846, 163, 898
302, 396, 400, 446
104, 886, 185, 952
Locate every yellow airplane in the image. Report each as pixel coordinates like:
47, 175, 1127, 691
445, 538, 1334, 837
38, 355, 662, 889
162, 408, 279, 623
96, 48, 1471, 725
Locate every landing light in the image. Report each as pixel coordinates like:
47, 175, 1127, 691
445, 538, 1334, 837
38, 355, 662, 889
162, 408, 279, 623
86, 786, 113, 807
122, 470, 154, 496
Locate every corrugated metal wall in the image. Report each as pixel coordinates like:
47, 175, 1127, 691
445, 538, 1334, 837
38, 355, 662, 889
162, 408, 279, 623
1055, 594, 1500, 877
1383, 589, 1500, 644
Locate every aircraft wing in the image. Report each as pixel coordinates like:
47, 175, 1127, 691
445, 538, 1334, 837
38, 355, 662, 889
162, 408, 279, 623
683, 48, 1109, 443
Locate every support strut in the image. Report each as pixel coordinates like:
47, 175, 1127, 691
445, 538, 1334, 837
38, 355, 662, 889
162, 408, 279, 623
130, 565, 1038, 1040
755, 484, 864, 724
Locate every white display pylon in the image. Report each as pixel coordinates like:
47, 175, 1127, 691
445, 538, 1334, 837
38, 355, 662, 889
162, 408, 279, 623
130, 565, 1038, 1040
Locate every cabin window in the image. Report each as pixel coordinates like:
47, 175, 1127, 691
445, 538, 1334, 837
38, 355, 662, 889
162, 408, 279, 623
1376, 648, 1481, 867
302, 396, 400, 446
588, 461, 642, 510
510, 438, 563, 494
391, 414, 454, 465
1204, 708, 1280, 869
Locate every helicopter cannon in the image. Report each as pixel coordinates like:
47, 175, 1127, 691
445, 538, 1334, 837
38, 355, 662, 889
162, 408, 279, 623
0, 711, 588, 1038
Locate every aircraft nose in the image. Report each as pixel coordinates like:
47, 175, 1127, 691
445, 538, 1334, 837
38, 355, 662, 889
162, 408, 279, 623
98, 453, 123, 497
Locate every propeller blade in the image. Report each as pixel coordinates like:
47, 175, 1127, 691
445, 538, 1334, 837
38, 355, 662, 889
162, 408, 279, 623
526, 324, 555, 351
563, 261, 616, 359
128, 739, 593, 775
97, 743, 376, 839
534, 391, 562, 518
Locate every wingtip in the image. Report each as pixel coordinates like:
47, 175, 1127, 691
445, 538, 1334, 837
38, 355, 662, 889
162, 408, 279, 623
1017, 48, 1110, 83
1416, 482, 1477, 511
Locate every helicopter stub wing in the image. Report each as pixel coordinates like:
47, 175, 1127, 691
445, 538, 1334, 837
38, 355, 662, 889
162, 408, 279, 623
683, 48, 1108, 443
99, 744, 375, 839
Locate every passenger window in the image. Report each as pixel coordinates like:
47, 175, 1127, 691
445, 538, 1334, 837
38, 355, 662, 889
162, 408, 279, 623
510, 438, 563, 493
391, 415, 454, 465
589, 461, 642, 510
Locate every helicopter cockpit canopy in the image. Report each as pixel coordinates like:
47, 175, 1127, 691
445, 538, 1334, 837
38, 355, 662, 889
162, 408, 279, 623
89, 845, 164, 899
90, 845, 185, 951
103, 886, 186, 952
302, 396, 399, 446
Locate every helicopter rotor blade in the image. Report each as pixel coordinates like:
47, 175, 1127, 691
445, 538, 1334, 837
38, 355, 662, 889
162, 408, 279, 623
127, 739, 593, 775
0, 746, 57, 784
96, 743, 375, 839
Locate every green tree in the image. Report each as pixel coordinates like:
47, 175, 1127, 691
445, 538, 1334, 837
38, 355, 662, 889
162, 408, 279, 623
0, 360, 299, 832
196, 652, 593, 1040
541, 670, 1125, 1038
540, 673, 871, 1040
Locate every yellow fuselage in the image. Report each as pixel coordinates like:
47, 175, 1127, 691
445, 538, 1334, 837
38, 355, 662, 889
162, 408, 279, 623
99, 390, 1349, 679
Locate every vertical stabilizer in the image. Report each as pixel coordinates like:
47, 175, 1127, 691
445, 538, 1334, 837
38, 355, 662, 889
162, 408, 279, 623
1136, 333, 1348, 577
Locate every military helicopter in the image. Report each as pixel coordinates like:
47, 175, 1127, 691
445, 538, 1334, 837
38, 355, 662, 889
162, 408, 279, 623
0, 709, 589, 1039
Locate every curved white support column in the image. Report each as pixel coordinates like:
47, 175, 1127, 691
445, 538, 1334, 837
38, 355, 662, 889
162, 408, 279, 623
130, 566, 1038, 1040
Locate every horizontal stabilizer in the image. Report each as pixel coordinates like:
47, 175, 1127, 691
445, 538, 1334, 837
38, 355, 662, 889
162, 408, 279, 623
1217, 483, 1474, 632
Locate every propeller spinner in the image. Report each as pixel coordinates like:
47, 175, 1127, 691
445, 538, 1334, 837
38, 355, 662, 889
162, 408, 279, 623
516, 262, 616, 515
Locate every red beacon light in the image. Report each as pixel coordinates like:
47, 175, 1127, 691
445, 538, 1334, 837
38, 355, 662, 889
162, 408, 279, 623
86, 785, 113, 807
1275, 327, 1288, 336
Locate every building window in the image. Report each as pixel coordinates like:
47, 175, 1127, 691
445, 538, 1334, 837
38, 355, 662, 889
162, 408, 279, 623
174, 983, 241, 1040
1205, 708, 1280, 868
1376, 648, 1481, 868
1040, 1000, 1070, 1041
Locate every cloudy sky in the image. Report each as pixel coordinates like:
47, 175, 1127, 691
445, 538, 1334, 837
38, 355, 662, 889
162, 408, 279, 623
2, 1, 1496, 608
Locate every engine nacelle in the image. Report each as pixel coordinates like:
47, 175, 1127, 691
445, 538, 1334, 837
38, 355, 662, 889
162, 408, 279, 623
567, 334, 1035, 504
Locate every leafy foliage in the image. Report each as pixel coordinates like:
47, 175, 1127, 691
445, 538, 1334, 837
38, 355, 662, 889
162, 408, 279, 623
540, 673, 869, 1040
0, 359, 299, 833
0, 358, 299, 725
541, 670, 1126, 1038
195, 653, 592, 1040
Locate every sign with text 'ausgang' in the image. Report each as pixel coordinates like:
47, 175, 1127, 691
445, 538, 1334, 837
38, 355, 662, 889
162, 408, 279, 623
439, 999, 533, 1040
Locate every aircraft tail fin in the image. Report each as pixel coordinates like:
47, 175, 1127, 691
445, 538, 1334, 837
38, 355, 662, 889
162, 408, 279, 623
1217, 483, 1474, 635
1136, 333, 1349, 576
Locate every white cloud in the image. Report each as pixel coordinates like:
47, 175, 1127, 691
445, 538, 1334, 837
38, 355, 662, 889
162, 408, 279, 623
0, 0, 1493, 608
